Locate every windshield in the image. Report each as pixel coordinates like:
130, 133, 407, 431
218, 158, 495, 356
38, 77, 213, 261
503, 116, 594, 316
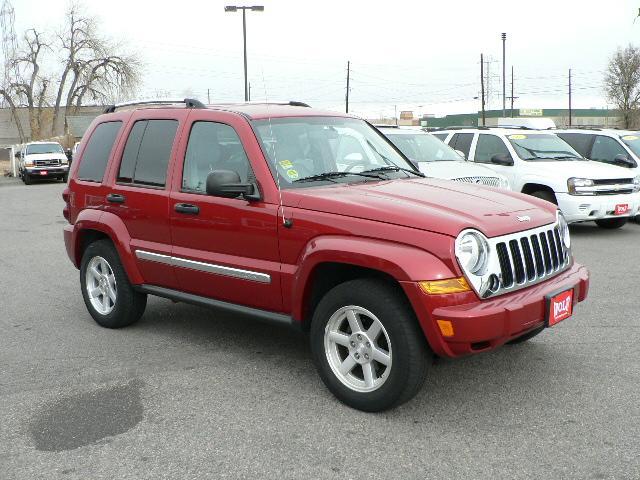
620, 134, 640, 157
507, 134, 582, 160
252, 117, 418, 188
26, 143, 64, 155
384, 132, 461, 162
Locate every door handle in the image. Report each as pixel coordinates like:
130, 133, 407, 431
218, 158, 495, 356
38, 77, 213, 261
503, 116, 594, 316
174, 203, 200, 215
106, 193, 126, 204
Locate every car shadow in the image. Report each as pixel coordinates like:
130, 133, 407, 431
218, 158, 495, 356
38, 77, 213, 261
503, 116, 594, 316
569, 220, 640, 237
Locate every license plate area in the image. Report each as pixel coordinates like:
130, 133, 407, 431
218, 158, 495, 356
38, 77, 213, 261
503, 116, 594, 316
614, 204, 629, 215
39, 170, 48, 176
545, 288, 574, 327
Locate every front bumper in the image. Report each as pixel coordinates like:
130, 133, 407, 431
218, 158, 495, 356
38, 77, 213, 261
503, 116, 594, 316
402, 262, 589, 358
25, 166, 69, 177
557, 192, 640, 223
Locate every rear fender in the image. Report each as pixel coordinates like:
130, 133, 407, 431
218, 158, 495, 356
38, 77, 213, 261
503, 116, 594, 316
71, 210, 143, 284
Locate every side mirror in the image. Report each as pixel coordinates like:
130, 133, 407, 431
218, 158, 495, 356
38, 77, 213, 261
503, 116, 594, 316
206, 170, 260, 201
455, 149, 466, 160
613, 154, 637, 168
491, 153, 514, 166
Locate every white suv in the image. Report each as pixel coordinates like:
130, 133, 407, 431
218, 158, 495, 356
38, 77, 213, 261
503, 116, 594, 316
19, 141, 70, 185
436, 127, 640, 229
378, 126, 510, 189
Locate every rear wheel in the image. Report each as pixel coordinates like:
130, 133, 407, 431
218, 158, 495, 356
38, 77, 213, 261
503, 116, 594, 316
595, 218, 628, 229
310, 278, 430, 412
529, 189, 557, 205
80, 240, 147, 328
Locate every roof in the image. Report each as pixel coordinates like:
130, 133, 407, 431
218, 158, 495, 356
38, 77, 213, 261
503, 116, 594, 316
378, 127, 430, 135
436, 127, 558, 135
555, 128, 639, 136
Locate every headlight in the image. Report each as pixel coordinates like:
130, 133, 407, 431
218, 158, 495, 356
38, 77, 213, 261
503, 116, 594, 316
455, 230, 489, 275
24, 159, 33, 167
633, 175, 640, 193
499, 177, 510, 190
567, 177, 594, 195
557, 211, 570, 249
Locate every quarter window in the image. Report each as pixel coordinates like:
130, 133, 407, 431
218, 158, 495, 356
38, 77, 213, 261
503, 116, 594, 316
77, 121, 122, 183
117, 119, 178, 187
182, 121, 252, 194
449, 133, 473, 159
474, 134, 511, 163
556, 133, 593, 158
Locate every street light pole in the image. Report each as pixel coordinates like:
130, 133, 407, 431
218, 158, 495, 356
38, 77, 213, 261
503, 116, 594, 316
501, 32, 506, 118
225, 5, 264, 102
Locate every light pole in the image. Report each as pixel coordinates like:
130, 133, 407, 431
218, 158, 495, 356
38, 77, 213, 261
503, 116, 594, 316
501, 32, 506, 118
224, 5, 264, 101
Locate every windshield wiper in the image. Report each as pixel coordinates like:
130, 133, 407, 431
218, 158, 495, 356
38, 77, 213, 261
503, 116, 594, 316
292, 171, 384, 183
361, 165, 425, 178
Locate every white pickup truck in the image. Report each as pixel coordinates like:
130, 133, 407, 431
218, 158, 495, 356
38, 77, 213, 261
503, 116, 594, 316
435, 127, 640, 229
19, 141, 70, 185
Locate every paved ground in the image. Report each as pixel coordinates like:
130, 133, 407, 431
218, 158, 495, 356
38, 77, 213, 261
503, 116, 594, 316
1, 177, 639, 480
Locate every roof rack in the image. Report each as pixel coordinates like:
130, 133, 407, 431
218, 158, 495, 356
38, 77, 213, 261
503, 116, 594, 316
209, 100, 311, 108
553, 126, 603, 131
374, 124, 399, 128
103, 98, 206, 113
430, 125, 489, 131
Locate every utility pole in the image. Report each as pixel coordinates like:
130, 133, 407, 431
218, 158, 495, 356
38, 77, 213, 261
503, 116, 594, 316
480, 53, 486, 126
568, 68, 572, 127
501, 32, 506, 118
207, 88, 211, 104
345, 60, 350, 113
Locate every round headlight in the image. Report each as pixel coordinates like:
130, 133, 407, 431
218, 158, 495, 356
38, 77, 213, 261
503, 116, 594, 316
456, 231, 489, 275
558, 212, 570, 249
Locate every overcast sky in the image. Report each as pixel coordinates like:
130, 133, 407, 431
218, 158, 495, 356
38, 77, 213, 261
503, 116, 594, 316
10, 0, 640, 118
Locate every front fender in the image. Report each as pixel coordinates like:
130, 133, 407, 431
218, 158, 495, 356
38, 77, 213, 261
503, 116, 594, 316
67, 210, 143, 284
290, 235, 456, 322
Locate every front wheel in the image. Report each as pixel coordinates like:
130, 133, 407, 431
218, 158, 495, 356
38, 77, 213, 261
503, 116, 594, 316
61, 173, 68, 183
23, 172, 32, 185
80, 240, 147, 328
310, 278, 430, 412
595, 218, 628, 229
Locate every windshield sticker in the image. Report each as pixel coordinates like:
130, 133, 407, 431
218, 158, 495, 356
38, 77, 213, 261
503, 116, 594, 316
279, 159, 293, 168
509, 134, 527, 140
622, 135, 639, 141
286, 169, 299, 179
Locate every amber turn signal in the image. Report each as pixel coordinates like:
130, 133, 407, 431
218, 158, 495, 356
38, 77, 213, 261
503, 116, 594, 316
419, 277, 471, 295
436, 320, 455, 337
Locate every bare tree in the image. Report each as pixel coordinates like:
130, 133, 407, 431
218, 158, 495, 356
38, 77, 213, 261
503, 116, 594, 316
605, 44, 640, 128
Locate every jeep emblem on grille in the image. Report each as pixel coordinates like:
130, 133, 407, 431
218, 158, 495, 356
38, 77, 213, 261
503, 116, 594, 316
517, 215, 531, 222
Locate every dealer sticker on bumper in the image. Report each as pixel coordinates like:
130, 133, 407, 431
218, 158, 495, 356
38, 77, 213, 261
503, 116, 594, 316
546, 289, 574, 327
614, 204, 629, 215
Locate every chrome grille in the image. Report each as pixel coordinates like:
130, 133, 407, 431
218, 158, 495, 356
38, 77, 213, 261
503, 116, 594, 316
34, 159, 61, 167
495, 225, 569, 289
453, 176, 501, 187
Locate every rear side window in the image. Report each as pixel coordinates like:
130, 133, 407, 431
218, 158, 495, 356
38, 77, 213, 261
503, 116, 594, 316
474, 134, 511, 163
77, 121, 122, 182
117, 119, 179, 187
449, 133, 473, 158
556, 133, 593, 157
432, 133, 448, 141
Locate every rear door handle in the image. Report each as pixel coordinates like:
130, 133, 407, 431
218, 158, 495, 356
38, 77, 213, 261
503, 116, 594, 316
174, 203, 200, 215
106, 193, 126, 204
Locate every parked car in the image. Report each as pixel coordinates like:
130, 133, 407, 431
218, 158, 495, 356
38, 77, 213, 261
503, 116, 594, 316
555, 128, 640, 221
18, 141, 70, 184
63, 99, 589, 412
436, 127, 640, 229
377, 125, 510, 189
71, 141, 81, 163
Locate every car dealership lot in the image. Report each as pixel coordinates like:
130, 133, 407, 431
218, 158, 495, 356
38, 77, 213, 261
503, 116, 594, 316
1, 178, 639, 479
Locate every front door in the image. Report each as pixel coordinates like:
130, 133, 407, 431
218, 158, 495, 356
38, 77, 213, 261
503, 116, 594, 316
168, 115, 282, 312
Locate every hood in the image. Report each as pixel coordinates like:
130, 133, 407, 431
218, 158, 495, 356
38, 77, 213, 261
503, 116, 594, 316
417, 161, 502, 180
529, 159, 636, 179
282, 178, 556, 238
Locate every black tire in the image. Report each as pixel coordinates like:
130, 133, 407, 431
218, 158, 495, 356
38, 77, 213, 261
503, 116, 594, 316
310, 278, 430, 412
80, 239, 147, 328
506, 326, 544, 344
23, 172, 32, 185
529, 189, 557, 205
595, 218, 628, 229
61, 173, 68, 183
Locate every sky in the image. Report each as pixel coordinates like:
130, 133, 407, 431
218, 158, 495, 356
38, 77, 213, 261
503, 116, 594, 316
9, 0, 640, 118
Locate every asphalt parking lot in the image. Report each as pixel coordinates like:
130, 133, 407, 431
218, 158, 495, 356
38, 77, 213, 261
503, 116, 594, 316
1, 177, 639, 480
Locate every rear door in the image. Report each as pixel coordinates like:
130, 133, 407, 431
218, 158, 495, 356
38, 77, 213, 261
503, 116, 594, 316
470, 133, 519, 187
104, 109, 189, 289
168, 110, 282, 312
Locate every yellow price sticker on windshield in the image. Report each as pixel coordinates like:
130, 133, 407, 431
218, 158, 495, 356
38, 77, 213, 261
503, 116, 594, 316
286, 169, 299, 179
509, 134, 527, 140
622, 135, 639, 141
279, 159, 293, 168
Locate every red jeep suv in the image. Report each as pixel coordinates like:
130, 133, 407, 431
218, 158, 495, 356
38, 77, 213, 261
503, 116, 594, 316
63, 99, 589, 411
